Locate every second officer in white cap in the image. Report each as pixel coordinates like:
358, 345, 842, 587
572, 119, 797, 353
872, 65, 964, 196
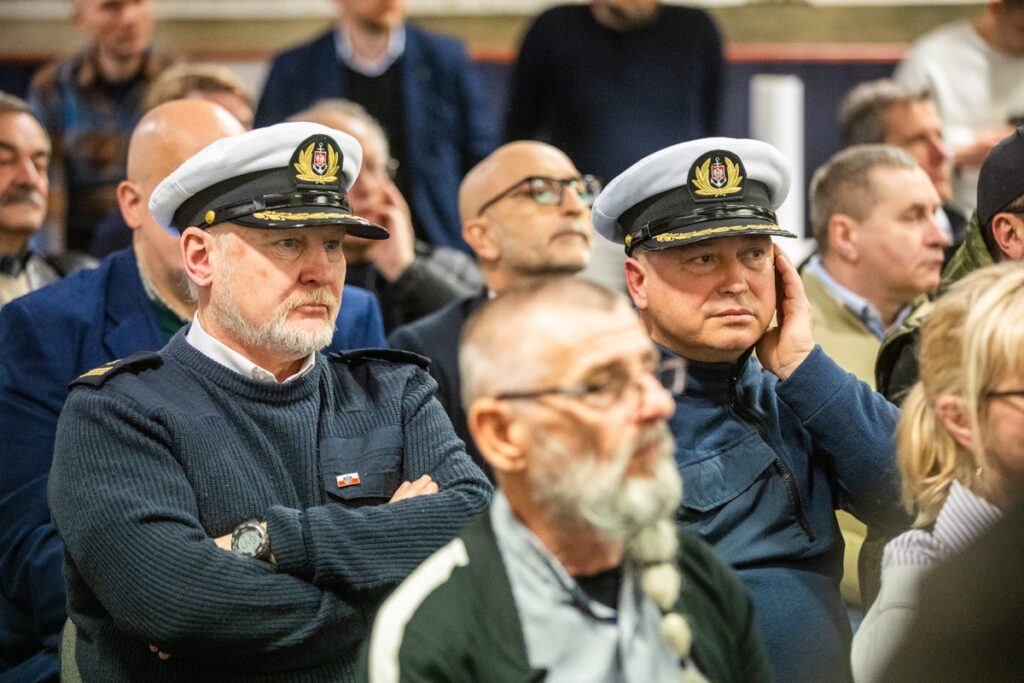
593, 138, 905, 683
48, 122, 491, 682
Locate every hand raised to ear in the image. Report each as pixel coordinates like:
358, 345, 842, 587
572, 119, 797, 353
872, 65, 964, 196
756, 245, 815, 381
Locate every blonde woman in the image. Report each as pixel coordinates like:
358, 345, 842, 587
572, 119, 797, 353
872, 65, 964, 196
851, 261, 1024, 681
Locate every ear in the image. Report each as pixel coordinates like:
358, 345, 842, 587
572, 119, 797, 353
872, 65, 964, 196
463, 216, 500, 262
116, 180, 145, 231
990, 213, 1024, 261
625, 254, 650, 310
935, 394, 975, 452
827, 214, 860, 263
181, 227, 216, 290
467, 399, 528, 475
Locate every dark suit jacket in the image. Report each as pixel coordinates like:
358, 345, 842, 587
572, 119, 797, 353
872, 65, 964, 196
388, 292, 489, 479
0, 247, 385, 681
255, 25, 498, 253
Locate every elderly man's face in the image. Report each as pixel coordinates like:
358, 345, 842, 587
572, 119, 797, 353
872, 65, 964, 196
520, 304, 680, 535
75, 0, 154, 61
629, 235, 777, 364
884, 100, 951, 203
848, 165, 948, 301
0, 112, 49, 240
207, 225, 346, 358
480, 150, 594, 276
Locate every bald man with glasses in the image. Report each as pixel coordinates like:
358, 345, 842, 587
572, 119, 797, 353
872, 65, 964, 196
389, 141, 600, 477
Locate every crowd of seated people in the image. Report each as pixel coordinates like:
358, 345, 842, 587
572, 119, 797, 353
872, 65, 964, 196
3, 0, 1024, 681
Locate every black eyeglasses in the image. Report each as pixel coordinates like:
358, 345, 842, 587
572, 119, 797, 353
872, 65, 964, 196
495, 357, 685, 412
476, 175, 602, 217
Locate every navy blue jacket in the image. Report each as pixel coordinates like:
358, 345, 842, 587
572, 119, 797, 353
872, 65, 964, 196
388, 292, 488, 479
0, 247, 385, 682
255, 26, 497, 252
671, 347, 903, 683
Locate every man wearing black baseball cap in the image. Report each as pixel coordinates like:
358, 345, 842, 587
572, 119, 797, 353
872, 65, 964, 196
48, 121, 491, 681
594, 138, 904, 683
877, 126, 1024, 404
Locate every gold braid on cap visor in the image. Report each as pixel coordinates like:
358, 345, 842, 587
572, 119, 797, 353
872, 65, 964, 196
625, 204, 779, 255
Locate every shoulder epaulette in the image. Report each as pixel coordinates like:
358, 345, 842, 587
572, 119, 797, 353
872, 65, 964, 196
327, 348, 430, 371
69, 352, 163, 389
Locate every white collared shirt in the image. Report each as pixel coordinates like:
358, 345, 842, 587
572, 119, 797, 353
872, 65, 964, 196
186, 315, 316, 384
335, 25, 407, 77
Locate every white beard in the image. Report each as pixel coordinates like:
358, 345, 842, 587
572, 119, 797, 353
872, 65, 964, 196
209, 253, 339, 358
528, 422, 682, 539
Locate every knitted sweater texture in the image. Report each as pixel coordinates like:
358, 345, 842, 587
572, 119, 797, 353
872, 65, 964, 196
48, 331, 492, 681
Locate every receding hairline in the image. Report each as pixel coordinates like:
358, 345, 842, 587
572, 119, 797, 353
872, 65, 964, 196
460, 278, 634, 406
458, 141, 578, 222
126, 100, 245, 188
808, 144, 921, 251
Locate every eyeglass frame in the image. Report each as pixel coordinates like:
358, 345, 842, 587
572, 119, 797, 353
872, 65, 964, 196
494, 356, 686, 411
475, 175, 602, 217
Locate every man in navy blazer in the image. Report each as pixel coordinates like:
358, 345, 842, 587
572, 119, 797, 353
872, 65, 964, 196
389, 141, 598, 479
0, 101, 385, 682
255, 0, 498, 253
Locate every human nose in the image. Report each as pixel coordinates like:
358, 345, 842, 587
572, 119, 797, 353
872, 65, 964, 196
12, 157, 44, 189
926, 213, 951, 247
299, 243, 344, 285
560, 182, 587, 215
927, 135, 948, 166
718, 257, 750, 295
635, 372, 676, 421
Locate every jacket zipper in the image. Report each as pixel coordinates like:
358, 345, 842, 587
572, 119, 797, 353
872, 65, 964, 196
728, 363, 816, 543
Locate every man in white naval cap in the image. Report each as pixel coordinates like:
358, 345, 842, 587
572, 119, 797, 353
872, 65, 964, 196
47, 122, 492, 682
592, 138, 905, 683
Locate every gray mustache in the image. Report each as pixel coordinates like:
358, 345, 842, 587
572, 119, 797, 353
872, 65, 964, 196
1, 189, 45, 208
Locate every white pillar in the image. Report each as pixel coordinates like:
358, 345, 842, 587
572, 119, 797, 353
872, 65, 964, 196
749, 74, 806, 247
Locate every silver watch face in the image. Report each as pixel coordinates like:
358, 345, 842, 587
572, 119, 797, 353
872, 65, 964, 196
235, 527, 263, 555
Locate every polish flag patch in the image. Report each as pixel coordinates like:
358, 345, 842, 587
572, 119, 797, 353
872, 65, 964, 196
336, 472, 361, 488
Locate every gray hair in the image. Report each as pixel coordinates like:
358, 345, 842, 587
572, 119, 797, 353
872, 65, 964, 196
839, 79, 932, 148
809, 144, 919, 253
459, 277, 627, 410
0, 90, 36, 118
142, 63, 252, 114
289, 99, 390, 160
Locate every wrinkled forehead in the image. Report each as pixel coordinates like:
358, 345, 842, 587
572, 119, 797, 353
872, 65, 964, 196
531, 304, 654, 377
0, 112, 49, 152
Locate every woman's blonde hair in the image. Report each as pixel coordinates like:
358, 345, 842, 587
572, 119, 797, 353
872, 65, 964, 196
899, 262, 1024, 526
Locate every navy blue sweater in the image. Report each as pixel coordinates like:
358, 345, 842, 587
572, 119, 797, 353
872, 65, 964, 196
505, 4, 723, 183
48, 332, 491, 681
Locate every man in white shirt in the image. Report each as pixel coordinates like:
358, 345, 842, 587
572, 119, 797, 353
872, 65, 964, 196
895, 0, 1024, 213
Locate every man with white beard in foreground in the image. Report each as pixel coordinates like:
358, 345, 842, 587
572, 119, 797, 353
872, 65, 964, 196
48, 121, 491, 681
359, 277, 772, 683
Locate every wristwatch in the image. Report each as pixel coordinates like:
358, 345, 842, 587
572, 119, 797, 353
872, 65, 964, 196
230, 520, 272, 561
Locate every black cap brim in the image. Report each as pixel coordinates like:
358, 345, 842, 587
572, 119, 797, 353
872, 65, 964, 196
233, 207, 388, 239
634, 218, 796, 252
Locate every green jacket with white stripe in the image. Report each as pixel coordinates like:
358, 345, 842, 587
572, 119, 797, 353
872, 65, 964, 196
357, 510, 773, 683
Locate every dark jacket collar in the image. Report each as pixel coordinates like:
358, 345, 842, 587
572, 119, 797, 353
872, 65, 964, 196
104, 248, 165, 358
661, 345, 756, 403
460, 512, 546, 680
